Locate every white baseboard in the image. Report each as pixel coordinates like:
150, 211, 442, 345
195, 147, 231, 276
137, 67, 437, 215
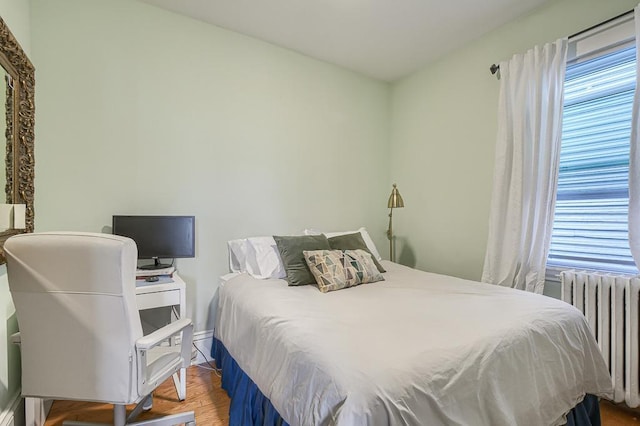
191, 329, 214, 365
0, 391, 23, 426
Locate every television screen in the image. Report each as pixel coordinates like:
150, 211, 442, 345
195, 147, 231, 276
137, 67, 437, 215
112, 215, 195, 264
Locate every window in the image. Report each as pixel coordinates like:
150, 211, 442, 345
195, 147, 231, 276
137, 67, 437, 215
546, 43, 638, 276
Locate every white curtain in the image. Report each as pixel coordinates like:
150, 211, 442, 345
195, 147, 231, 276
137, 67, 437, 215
481, 38, 568, 293
627, 5, 640, 267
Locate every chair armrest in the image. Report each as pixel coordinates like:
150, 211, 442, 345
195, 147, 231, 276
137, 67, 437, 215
135, 318, 194, 396
136, 318, 193, 351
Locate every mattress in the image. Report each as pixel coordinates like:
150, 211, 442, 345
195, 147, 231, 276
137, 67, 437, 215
214, 261, 613, 426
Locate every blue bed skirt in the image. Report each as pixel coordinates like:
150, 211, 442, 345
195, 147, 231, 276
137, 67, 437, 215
566, 394, 601, 426
212, 337, 289, 426
212, 337, 600, 426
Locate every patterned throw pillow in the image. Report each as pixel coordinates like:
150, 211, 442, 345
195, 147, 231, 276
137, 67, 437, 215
303, 249, 385, 293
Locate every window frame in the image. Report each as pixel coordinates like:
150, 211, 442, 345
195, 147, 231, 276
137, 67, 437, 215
546, 16, 637, 282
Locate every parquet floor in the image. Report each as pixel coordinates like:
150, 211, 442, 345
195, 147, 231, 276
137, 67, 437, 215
601, 401, 640, 425
43, 364, 640, 425
44, 364, 230, 425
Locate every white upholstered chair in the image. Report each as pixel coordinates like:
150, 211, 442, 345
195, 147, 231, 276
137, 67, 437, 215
5, 232, 196, 426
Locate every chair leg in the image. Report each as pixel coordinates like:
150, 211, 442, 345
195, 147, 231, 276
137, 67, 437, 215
142, 393, 153, 411
128, 411, 195, 426
62, 403, 194, 426
126, 394, 152, 423
172, 368, 186, 401
63, 408, 195, 426
113, 405, 126, 426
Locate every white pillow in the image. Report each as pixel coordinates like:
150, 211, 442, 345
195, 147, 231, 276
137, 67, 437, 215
245, 236, 286, 279
227, 236, 286, 279
227, 239, 249, 273
303, 227, 382, 261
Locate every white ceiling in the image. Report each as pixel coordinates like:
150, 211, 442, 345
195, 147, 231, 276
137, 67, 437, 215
139, 0, 551, 81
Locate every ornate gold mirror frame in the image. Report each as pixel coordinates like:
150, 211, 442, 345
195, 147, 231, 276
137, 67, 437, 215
0, 16, 35, 263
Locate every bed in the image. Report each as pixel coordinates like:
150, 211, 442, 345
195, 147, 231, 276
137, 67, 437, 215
213, 235, 612, 426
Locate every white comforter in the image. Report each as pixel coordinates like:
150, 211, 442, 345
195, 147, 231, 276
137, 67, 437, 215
214, 261, 612, 426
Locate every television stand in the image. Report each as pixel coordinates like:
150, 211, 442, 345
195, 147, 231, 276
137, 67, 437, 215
138, 257, 172, 270
135, 273, 187, 400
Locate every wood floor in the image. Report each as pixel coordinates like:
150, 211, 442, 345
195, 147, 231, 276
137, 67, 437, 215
44, 364, 640, 425
44, 365, 230, 425
601, 401, 640, 425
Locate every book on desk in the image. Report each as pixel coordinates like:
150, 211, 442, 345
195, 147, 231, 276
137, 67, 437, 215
136, 265, 176, 286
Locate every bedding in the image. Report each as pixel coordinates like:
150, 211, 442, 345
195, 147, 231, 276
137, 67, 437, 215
212, 339, 602, 426
327, 232, 386, 273
214, 261, 612, 426
274, 234, 331, 286
227, 236, 286, 279
303, 249, 384, 292
227, 238, 249, 273
304, 227, 382, 261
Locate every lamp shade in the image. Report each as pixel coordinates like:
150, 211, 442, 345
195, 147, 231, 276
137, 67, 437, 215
387, 184, 404, 209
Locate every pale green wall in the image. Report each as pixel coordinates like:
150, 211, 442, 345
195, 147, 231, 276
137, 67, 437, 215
389, 0, 639, 294
0, 0, 29, 418
3, 0, 638, 418
0, 0, 29, 53
30, 0, 390, 332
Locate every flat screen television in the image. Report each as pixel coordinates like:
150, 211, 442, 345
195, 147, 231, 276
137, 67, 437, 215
112, 215, 195, 269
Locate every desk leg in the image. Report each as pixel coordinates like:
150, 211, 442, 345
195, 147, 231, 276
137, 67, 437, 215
172, 367, 186, 401
171, 284, 187, 400
25, 397, 45, 426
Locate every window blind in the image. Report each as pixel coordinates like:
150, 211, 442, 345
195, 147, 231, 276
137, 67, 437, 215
547, 45, 639, 275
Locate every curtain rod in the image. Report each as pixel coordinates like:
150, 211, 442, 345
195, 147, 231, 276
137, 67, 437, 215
489, 8, 634, 75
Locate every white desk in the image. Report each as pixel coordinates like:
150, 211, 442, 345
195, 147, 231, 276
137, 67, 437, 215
136, 274, 186, 321
136, 273, 187, 400
25, 274, 188, 426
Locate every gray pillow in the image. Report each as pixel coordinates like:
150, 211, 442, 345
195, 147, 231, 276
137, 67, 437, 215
328, 232, 386, 273
274, 234, 331, 286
